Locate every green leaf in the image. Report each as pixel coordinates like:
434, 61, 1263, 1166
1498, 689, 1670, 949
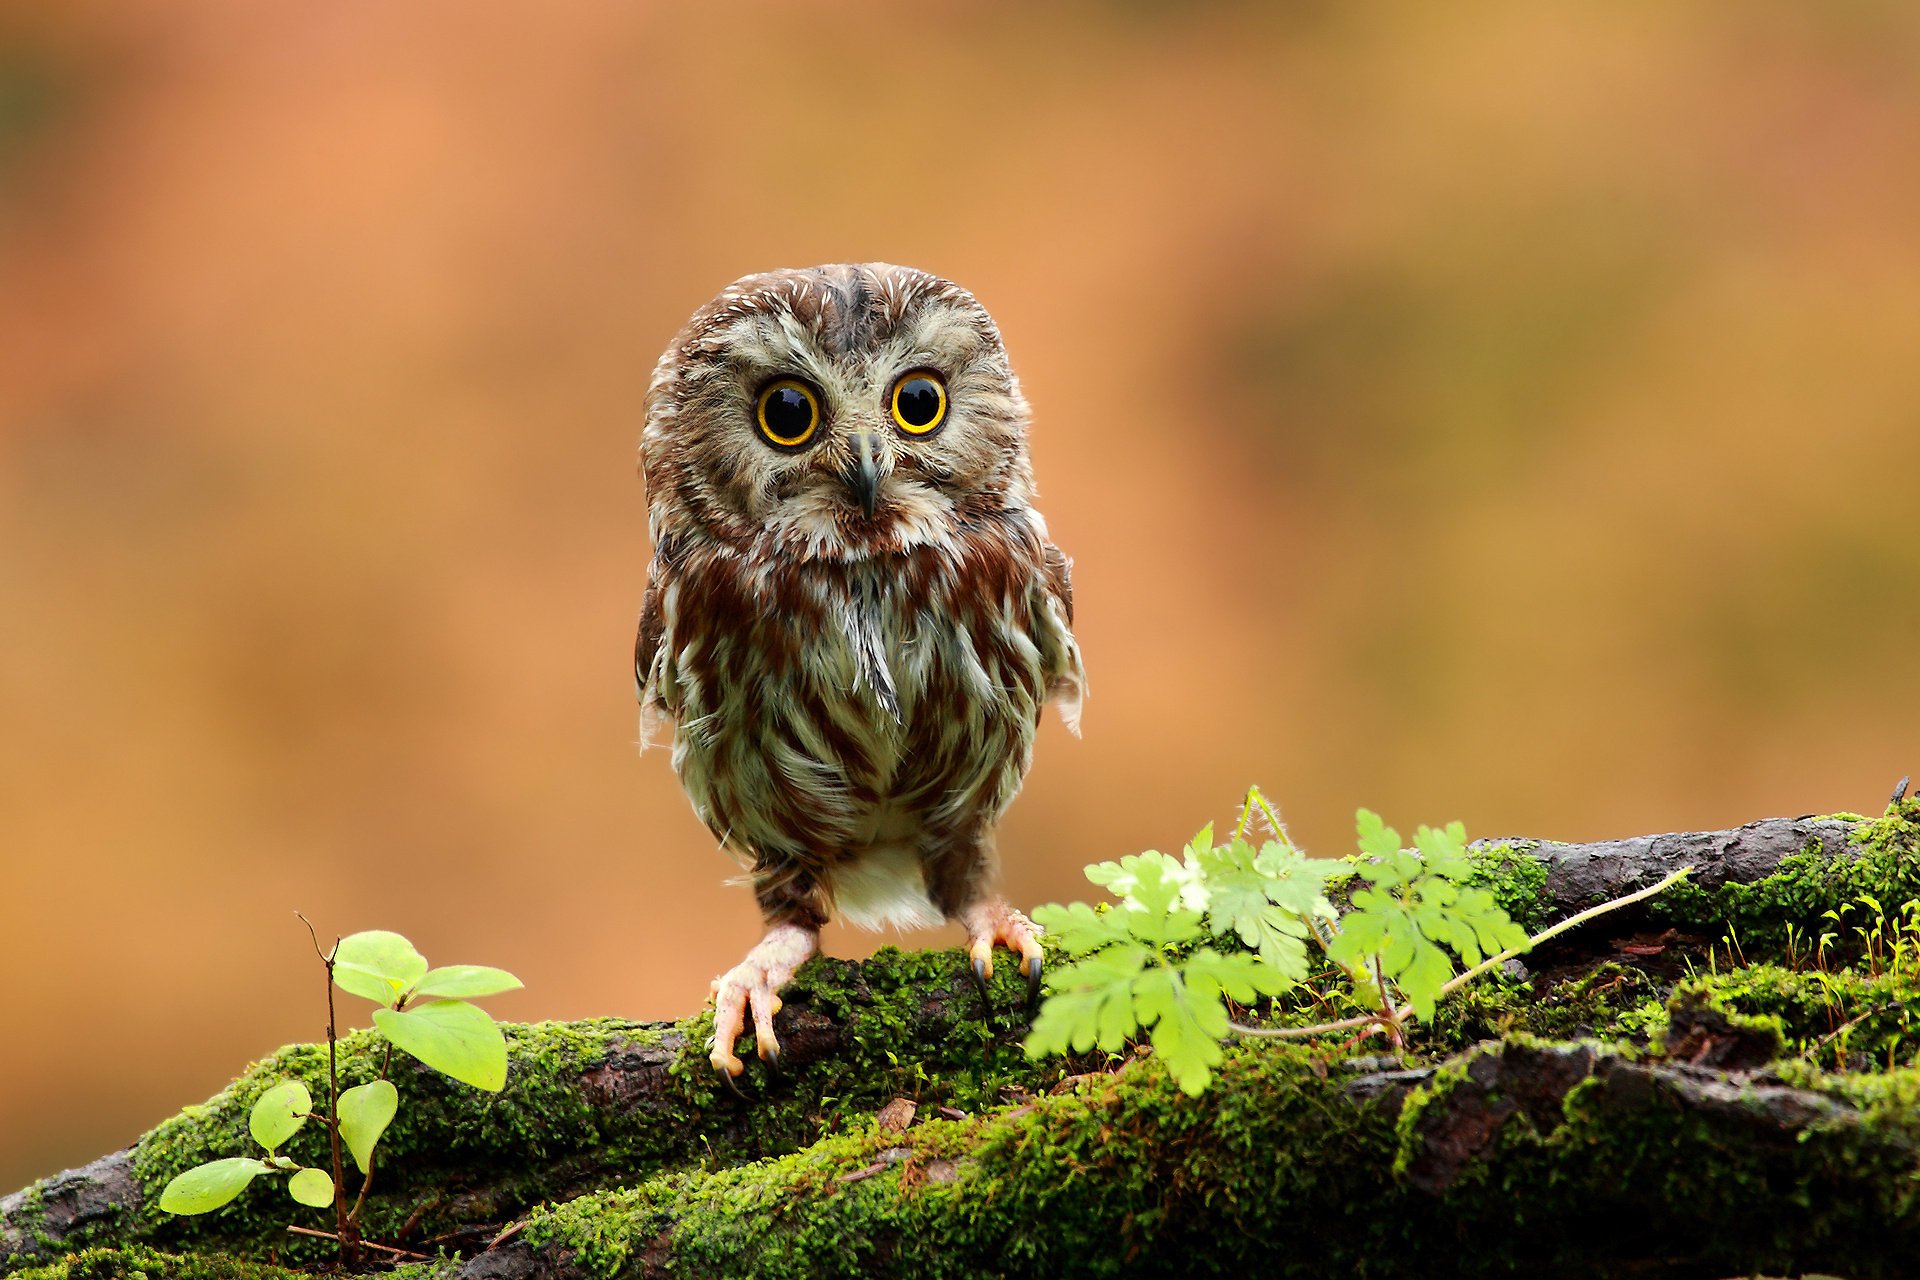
1086, 850, 1202, 915
334, 930, 429, 1005
1327, 907, 1389, 969
374, 999, 508, 1091
286, 1167, 333, 1209
1030, 901, 1131, 956
1195, 838, 1313, 980
1398, 938, 1455, 1022
248, 1080, 311, 1153
337, 1079, 399, 1174
412, 965, 523, 1000
1133, 964, 1227, 1096
1083, 854, 1146, 893
1130, 908, 1209, 948
1023, 944, 1151, 1058
158, 1158, 269, 1215
1413, 822, 1473, 881
1102, 854, 1203, 944
1252, 841, 1343, 913
1184, 947, 1296, 1004
1355, 809, 1402, 863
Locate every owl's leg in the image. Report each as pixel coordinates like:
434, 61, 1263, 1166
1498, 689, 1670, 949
924, 830, 1045, 1016
707, 871, 827, 1079
955, 899, 1045, 1016
708, 924, 816, 1078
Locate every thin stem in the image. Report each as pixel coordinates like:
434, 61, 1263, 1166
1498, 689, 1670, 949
1233, 787, 1260, 844
1431, 865, 1694, 1005
1250, 790, 1290, 849
1230, 1009, 1387, 1040
284, 1226, 427, 1262
1240, 786, 1342, 955
1231, 866, 1694, 1040
318, 938, 359, 1267
1806, 1003, 1892, 1062
1372, 958, 1404, 1048
295, 912, 327, 964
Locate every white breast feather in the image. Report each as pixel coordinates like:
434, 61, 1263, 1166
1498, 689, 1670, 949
828, 842, 943, 931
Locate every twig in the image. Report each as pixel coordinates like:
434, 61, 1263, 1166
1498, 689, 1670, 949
1807, 1003, 1895, 1061
1434, 865, 1694, 1002
314, 931, 356, 1265
284, 1225, 428, 1261
294, 912, 328, 965
1230, 1010, 1387, 1041
1231, 866, 1695, 1040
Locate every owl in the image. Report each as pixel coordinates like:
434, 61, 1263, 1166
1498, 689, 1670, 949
635, 263, 1085, 1078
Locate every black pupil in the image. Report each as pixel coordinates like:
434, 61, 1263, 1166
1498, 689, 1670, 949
765, 385, 814, 440
897, 378, 941, 427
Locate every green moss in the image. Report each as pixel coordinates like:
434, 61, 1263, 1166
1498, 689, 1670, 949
5, 1187, 50, 1260
20, 806, 1920, 1277
1650, 798, 1920, 948
520, 1043, 1400, 1280
1389, 1038, 1920, 1277
4, 1247, 305, 1280
1465, 841, 1552, 933
110, 949, 1063, 1267
515, 1036, 1920, 1279
1671, 963, 1920, 1070
1423, 962, 1667, 1052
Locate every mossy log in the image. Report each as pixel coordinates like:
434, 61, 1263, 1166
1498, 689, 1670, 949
7, 801, 1920, 1280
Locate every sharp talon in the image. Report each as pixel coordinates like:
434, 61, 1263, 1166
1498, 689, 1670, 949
1025, 957, 1043, 1016
968, 956, 993, 1015
718, 1066, 746, 1099
762, 1044, 784, 1083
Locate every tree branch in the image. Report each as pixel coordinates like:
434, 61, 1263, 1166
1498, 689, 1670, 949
4, 806, 1914, 1280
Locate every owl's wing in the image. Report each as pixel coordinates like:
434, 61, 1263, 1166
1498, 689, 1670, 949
1038, 541, 1086, 735
1043, 542, 1075, 626
634, 569, 671, 746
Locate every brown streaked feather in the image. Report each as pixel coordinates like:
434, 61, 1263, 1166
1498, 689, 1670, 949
634, 571, 664, 702
636, 263, 1083, 930
1043, 541, 1075, 625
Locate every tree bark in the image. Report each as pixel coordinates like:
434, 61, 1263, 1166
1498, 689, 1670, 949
1492, 813, 1855, 907
4, 805, 1915, 1280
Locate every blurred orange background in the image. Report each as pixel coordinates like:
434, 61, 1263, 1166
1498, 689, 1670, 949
4, 1, 1917, 1189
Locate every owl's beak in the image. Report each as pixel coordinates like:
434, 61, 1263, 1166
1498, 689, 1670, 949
845, 429, 881, 519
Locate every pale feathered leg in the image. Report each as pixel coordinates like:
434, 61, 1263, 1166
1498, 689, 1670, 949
709, 923, 817, 1078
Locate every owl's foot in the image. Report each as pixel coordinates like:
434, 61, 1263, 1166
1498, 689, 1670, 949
958, 900, 1045, 1017
708, 922, 818, 1079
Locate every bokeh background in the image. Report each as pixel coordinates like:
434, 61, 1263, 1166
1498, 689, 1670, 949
4, 0, 1918, 1188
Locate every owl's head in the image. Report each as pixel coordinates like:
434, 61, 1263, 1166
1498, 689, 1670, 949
641, 263, 1035, 560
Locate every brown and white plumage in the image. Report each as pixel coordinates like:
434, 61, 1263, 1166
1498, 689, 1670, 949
635, 263, 1084, 1075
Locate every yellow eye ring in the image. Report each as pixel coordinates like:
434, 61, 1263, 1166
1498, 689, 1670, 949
889, 372, 947, 436
755, 378, 821, 449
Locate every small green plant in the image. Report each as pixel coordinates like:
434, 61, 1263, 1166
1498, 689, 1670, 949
157, 924, 522, 1265
1025, 787, 1688, 1094
1817, 893, 1920, 981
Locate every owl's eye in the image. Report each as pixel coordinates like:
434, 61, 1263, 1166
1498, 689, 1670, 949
755, 378, 822, 449
889, 372, 947, 436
